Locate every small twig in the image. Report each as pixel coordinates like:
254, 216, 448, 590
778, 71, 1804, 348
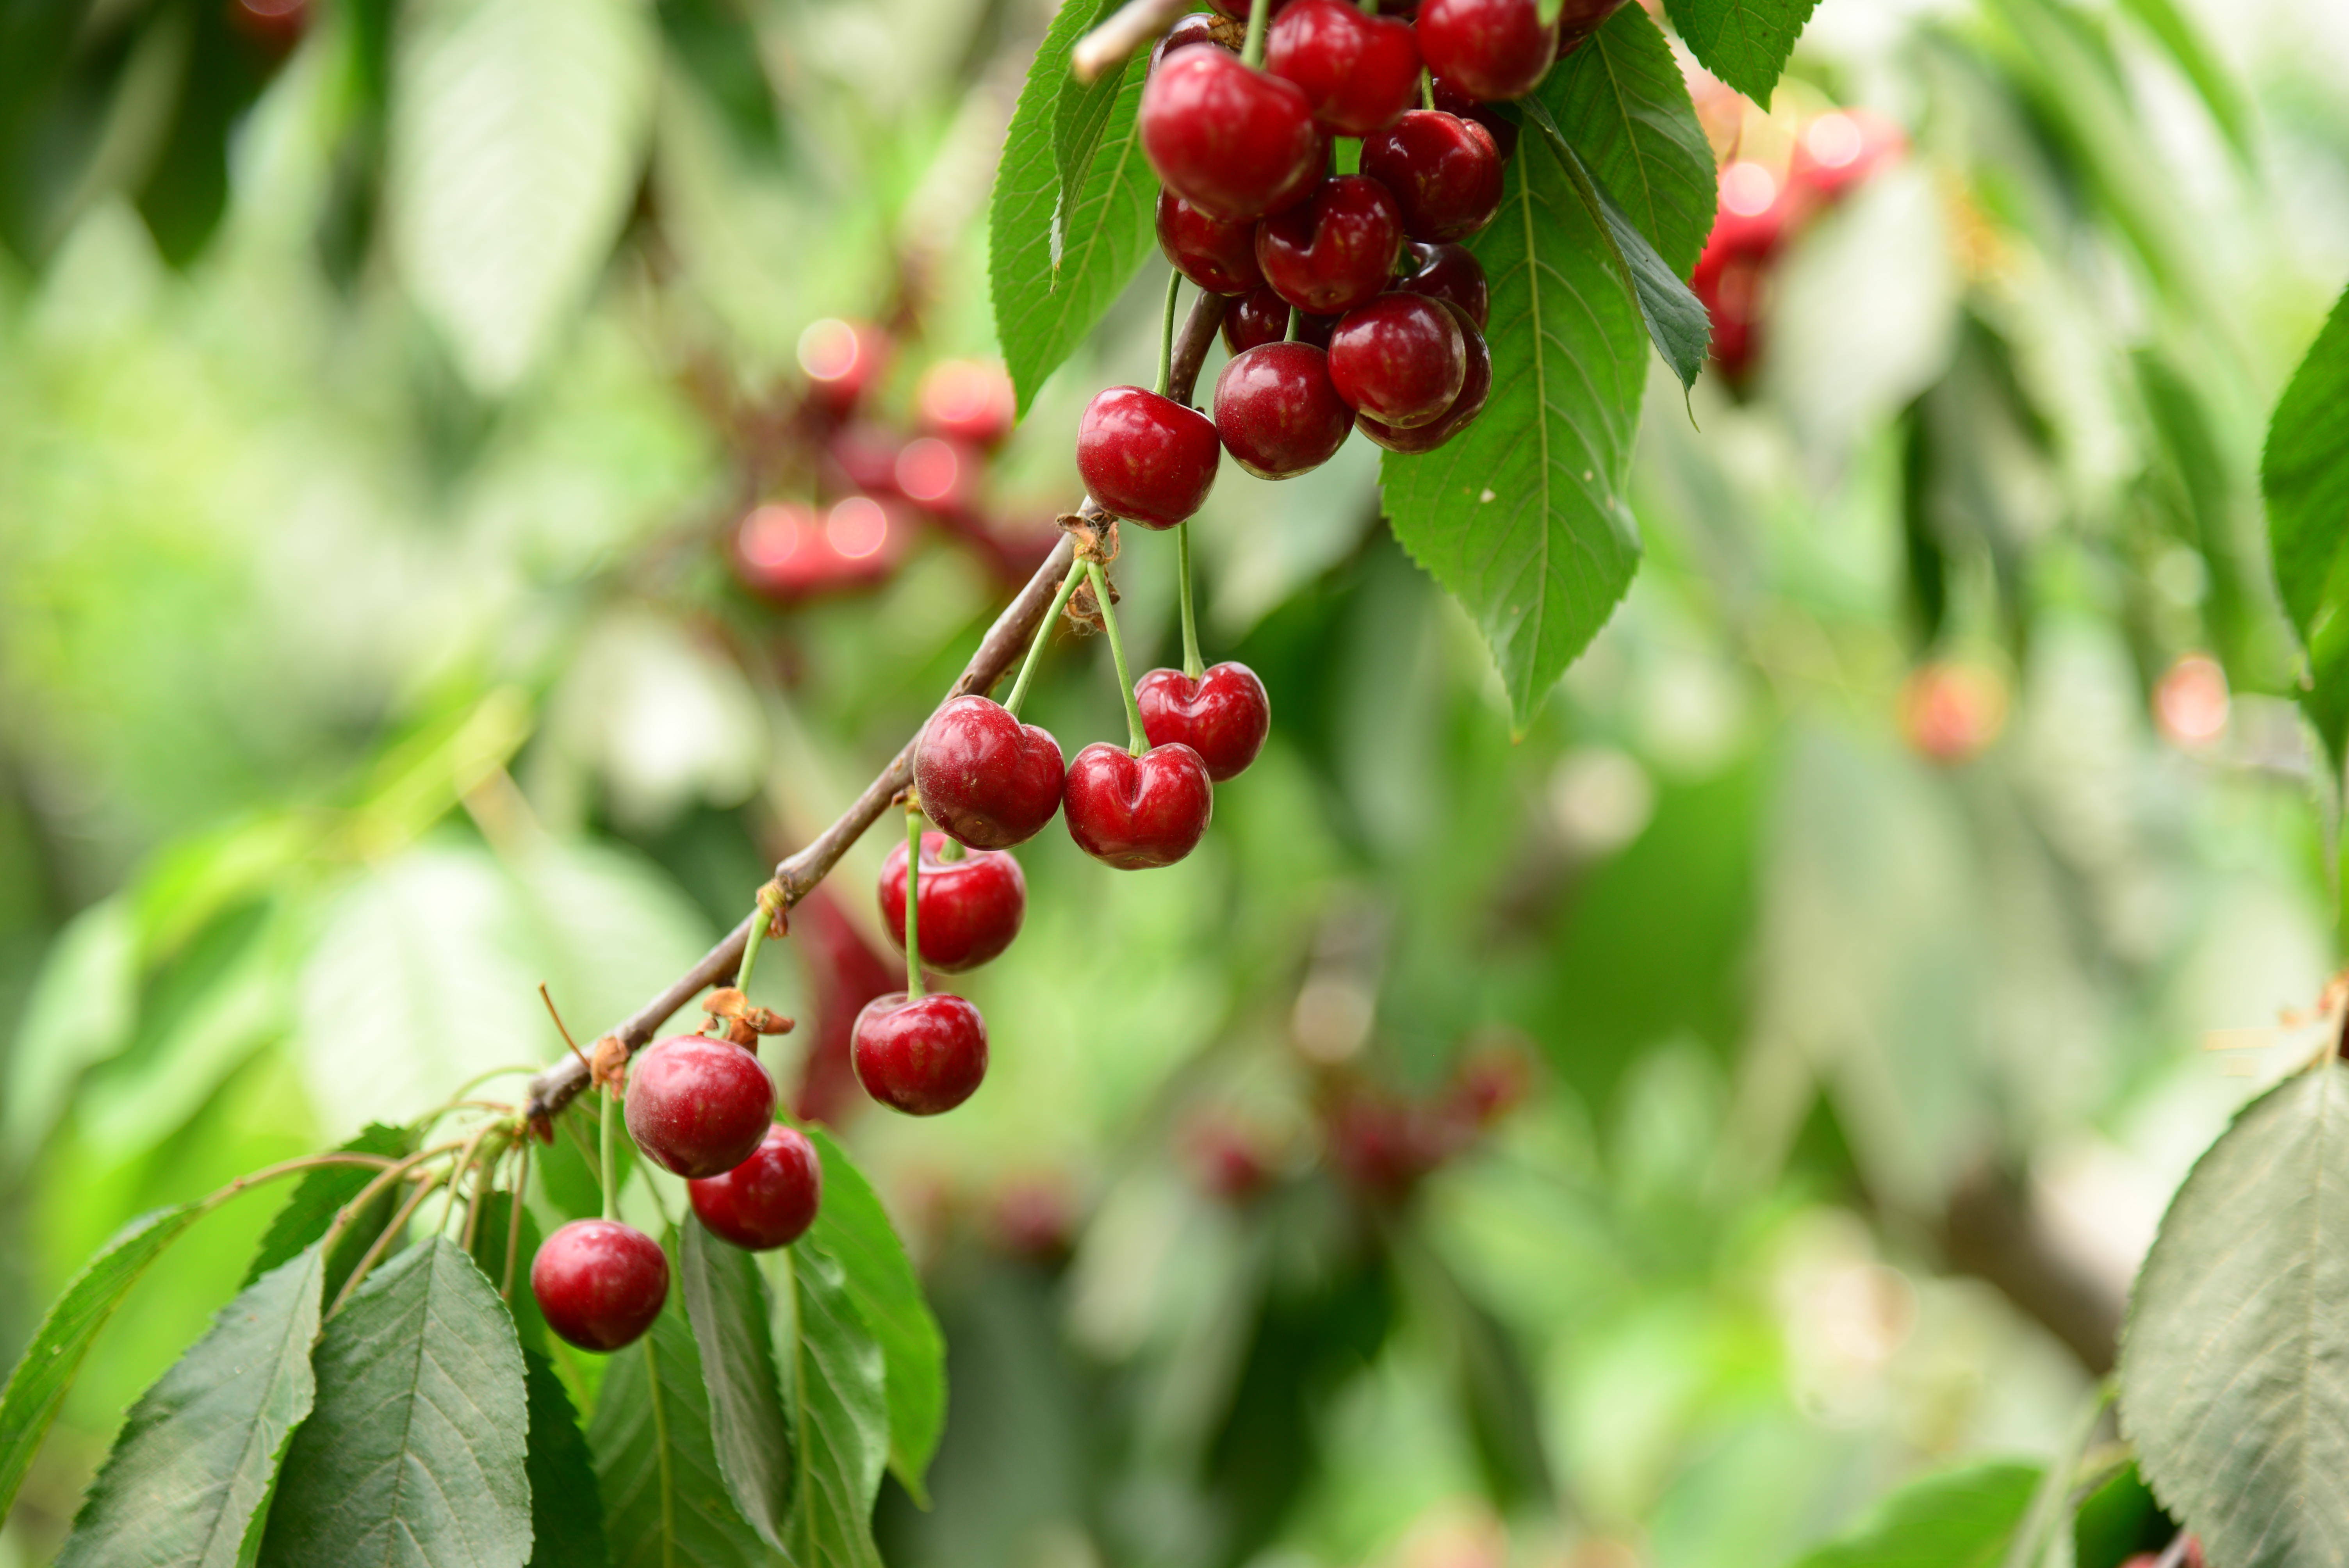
501, 1144, 529, 1302
541, 984, 591, 1074
326, 1170, 447, 1319
1072, 0, 1192, 81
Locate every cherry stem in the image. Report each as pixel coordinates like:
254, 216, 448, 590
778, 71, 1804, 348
1177, 523, 1205, 680
1005, 560, 1088, 718
1285, 304, 1301, 343
501, 1143, 528, 1301
598, 1079, 618, 1223
736, 886, 777, 998
1242, 0, 1270, 69
1087, 559, 1150, 755
1420, 68, 1435, 111
904, 802, 927, 1001
1156, 269, 1182, 399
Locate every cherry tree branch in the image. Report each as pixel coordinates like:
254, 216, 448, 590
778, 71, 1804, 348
522, 289, 1232, 1127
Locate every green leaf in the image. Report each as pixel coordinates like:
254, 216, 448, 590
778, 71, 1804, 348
258, 1237, 532, 1568
2261, 282, 2349, 769
523, 1349, 611, 1568
806, 1128, 945, 1505
775, 1245, 889, 1568
0, 1204, 205, 1521
680, 1219, 797, 1551
388, 0, 659, 392
591, 1283, 775, 1568
1379, 117, 1649, 734
244, 1123, 415, 1302
1, 893, 137, 1169
2119, 1062, 2349, 1568
1540, 4, 1716, 279
989, 0, 1158, 416
469, 1182, 552, 1354
2112, 0, 2255, 165
1051, 0, 1131, 249
1787, 1461, 2043, 1568
56, 1248, 325, 1568
1660, 0, 1821, 104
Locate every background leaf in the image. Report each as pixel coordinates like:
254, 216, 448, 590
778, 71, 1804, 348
1788, 1461, 2043, 1568
1, 894, 137, 1169
776, 1245, 889, 1568
2260, 281, 2349, 769
522, 1349, 610, 1568
243, 1124, 415, 1301
1660, 0, 1822, 104
681, 1218, 797, 1551
1540, 5, 1716, 278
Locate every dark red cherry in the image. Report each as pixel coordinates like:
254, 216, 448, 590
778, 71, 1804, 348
1328, 294, 1468, 428
1213, 342, 1353, 479
624, 1034, 777, 1179
1157, 191, 1266, 295
688, 1123, 822, 1251
1416, 0, 1559, 102
1254, 175, 1404, 316
913, 694, 1066, 850
1140, 50, 1323, 221
1223, 287, 1337, 354
915, 360, 1016, 449
1136, 662, 1271, 780
1077, 385, 1221, 529
1354, 305, 1490, 451
1431, 76, 1519, 160
532, 1219, 669, 1352
1205, 0, 1295, 20
879, 830, 1026, 972
1265, 0, 1421, 135
1064, 742, 1214, 869
797, 319, 892, 415
852, 992, 989, 1115
1151, 10, 1237, 73
1361, 112, 1504, 242
1396, 241, 1489, 330
1554, 0, 1627, 47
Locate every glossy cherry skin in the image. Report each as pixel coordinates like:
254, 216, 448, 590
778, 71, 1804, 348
879, 830, 1026, 972
1362, 112, 1504, 244
914, 694, 1066, 850
532, 1219, 670, 1352
1328, 294, 1468, 428
625, 1034, 778, 1179
1140, 50, 1323, 222
1077, 385, 1221, 529
1151, 10, 1236, 72
1255, 175, 1404, 316
1136, 663, 1271, 780
852, 992, 989, 1115
1213, 342, 1353, 479
1396, 241, 1489, 330
1431, 76, 1519, 160
1223, 287, 1337, 354
688, 1123, 822, 1251
1265, 0, 1421, 135
1354, 305, 1490, 451
1064, 742, 1214, 869
1157, 190, 1265, 295
1416, 0, 1559, 102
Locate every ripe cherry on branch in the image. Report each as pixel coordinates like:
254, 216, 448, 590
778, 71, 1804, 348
1214, 342, 1354, 479
914, 694, 1067, 849
1396, 241, 1490, 331
532, 1218, 671, 1352
624, 1033, 778, 1179
1064, 741, 1215, 868
1264, 0, 1422, 136
853, 992, 991, 1115
1224, 288, 1335, 354
1329, 293, 1469, 429
1136, 662, 1272, 781
1362, 112, 1506, 244
688, 1123, 824, 1251
1077, 385, 1222, 528
1140, 49, 1324, 222
879, 830, 1028, 971
1414, 0, 1561, 102
1354, 302, 1490, 452
1255, 175, 1406, 316
1158, 191, 1268, 295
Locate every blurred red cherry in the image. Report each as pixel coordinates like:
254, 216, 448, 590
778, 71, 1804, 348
917, 360, 1017, 448
1788, 109, 1905, 205
1896, 661, 2009, 765
798, 318, 892, 415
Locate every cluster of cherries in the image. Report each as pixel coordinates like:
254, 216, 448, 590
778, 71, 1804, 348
1078, 0, 1631, 521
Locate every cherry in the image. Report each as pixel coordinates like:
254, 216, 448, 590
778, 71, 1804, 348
1353, 304, 1490, 452
852, 992, 989, 1115
913, 694, 1066, 849
1064, 742, 1214, 869
735, 501, 888, 603
624, 1034, 778, 1179
1397, 241, 1489, 330
1328, 294, 1468, 428
1136, 662, 1271, 780
531, 1219, 670, 1352
1431, 77, 1518, 160
1265, 0, 1421, 136
1182, 1114, 1278, 1204
879, 830, 1026, 972
1327, 1092, 1453, 1203
1553, 0, 1627, 47
1139, 50, 1323, 222
688, 1123, 822, 1251
1077, 385, 1221, 529
1157, 191, 1266, 296
797, 318, 892, 415
1415, 0, 1559, 103
916, 360, 1016, 449
1223, 287, 1336, 354
1254, 175, 1404, 316
1212, 342, 1352, 480
1205, 0, 1295, 20
1361, 112, 1504, 243
1151, 10, 1237, 73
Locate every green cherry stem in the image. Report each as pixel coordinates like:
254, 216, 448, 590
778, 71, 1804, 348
904, 802, 927, 1001
1176, 523, 1205, 681
1156, 269, 1183, 399
736, 886, 777, 999
1087, 559, 1151, 755
1242, 0, 1271, 69
1420, 68, 1435, 112
598, 1077, 618, 1223
1005, 559, 1088, 718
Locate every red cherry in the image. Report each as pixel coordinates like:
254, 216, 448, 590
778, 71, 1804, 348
1265, 0, 1421, 136
1212, 342, 1353, 480
1328, 294, 1468, 428
1353, 305, 1490, 451
1205, 0, 1295, 20
916, 360, 1016, 448
1431, 76, 1518, 160
797, 318, 892, 415
1140, 50, 1324, 222
913, 694, 1066, 850
733, 501, 896, 603
1077, 385, 1221, 529
688, 1123, 822, 1251
1553, 0, 1628, 47
624, 1034, 778, 1179
852, 992, 989, 1115
1254, 175, 1404, 316
1396, 241, 1489, 330
532, 1219, 670, 1352
1361, 112, 1504, 243
1064, 742, 1214, 869
1787, 109, 1906, 204
1327, 1092, 1453, 1203
1222, 287, 1337, 354
1136, 662, 1271, 781
1182, 1114, 1278, 1204
1416, 0, 1559, 102
879, 830, 1027, 972
1150, 11, 1239, 73
1157, 190, 1267, 295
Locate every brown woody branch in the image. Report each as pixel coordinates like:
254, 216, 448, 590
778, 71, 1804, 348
522, 289, 1232, 1127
